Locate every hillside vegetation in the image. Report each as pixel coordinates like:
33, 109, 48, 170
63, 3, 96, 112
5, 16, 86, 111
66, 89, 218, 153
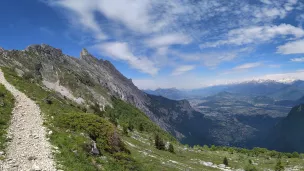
0, 84, 15, 156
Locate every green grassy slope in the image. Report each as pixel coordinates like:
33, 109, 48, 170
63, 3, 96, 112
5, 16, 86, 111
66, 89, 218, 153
2, 68, 140, 170
0, 84, 15, 156
104, 97, 176, 142
124, 130, 304, 171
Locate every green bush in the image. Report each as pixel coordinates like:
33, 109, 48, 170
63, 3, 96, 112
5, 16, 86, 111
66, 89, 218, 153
56, 113, 128, 154
138, 123, 144, 132
123, 124, 128, 136
292, 152, 300, 158
155, 134, 165, 150
23, 72, 34, 80
223, 157, 228, 166
168, 143, 175, 153
274, 160, 284, 171
245, 164, 258, 171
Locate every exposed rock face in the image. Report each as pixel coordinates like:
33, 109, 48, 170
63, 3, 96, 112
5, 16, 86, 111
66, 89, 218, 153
0, 44, 179, 134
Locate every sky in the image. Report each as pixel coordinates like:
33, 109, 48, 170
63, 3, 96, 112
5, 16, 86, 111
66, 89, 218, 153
0, 0, 304, 90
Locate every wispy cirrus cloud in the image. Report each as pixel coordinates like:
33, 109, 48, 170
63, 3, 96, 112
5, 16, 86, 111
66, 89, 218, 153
290, 57, 304, 62
201, 24, 304, 48
171, 65, 196, 76
145, 33, 191, 48
221, 62, 263, 75
233, 62, 263, 70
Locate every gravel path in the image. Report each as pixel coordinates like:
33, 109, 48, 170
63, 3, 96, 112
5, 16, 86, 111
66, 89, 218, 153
0, 69, 56, 171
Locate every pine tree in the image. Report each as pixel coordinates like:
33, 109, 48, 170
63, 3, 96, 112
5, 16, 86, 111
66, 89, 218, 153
123, 125, 128, 135
158, 139, 165, 150
139, 123, 144, 132
168, 143, 174, 153
155, 135, 165, 150
155, 134, 160, 149
223, 157, 228, 166
274, 160, 284, 171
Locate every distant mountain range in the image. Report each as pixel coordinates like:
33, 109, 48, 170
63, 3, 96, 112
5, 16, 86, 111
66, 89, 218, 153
144, 79, 304, 101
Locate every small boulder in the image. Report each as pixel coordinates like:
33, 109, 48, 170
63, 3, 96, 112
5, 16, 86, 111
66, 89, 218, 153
48, 130, 53, 135
31, 163, 41, 171
219, 164, 226, 168
91, 142, 100, 155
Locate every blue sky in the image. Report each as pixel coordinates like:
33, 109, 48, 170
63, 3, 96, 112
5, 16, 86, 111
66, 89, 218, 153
1, 0, 304, 89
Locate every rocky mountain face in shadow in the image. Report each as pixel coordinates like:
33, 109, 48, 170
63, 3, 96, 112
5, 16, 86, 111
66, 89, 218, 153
266, 104, 304, 153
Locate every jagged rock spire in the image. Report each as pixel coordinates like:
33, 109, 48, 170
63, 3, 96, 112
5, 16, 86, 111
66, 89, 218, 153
80, 48, 99, 63
80, 48, 90, 57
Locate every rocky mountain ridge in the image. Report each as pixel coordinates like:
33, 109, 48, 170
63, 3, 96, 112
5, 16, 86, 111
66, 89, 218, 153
0, 44, 196, 140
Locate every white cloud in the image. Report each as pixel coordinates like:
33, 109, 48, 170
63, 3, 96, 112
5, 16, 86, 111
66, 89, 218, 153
48, 0, 171, 37
94, 42, 159, 75
173, 47, 252, 67
221, 62, 263, 75
94, 0, 166, 33
171, 65, 195, 76
290, 57, 304, 62
233, 62, 262, 70
50, 0, 107, 40
145, 33, 191, 47
277, 39, 304, 54
201, 24, 304, 48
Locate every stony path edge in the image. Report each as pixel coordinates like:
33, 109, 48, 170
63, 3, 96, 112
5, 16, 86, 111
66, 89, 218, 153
0, 69, 56, 171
